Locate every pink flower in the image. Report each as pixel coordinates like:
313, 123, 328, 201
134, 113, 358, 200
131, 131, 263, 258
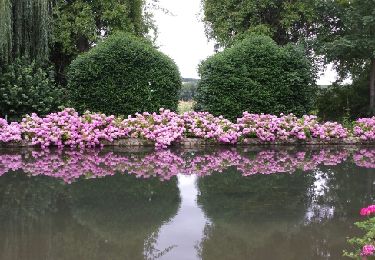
361, 245, 375, 256
360, 205, 375, 216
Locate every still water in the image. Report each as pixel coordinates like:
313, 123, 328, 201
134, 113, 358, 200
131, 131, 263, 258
0, 146, 374, 260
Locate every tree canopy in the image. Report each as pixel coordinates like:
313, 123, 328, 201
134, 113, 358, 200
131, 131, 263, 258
0, 0, 158, 83
315, 0, 375, 114
201, 0, 324, 48
51, 0, 158, 83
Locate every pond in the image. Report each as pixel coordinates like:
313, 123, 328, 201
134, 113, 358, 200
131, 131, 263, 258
0, 146, 374, 260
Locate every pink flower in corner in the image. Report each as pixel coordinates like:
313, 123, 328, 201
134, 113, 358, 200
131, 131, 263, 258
361, 245, 375, 256
360, 205, 375, 216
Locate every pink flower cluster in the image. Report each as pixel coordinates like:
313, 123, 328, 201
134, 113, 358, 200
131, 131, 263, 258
361, 245, 375, 256
237, 113, 347, 141
0, 118, 22, 143
360, 205, 375, 216
354, 117, 375, 141
21, 109, 130, 148
0, 109, 374, 149
125, 110, 185, 149
183, 112, 240, 143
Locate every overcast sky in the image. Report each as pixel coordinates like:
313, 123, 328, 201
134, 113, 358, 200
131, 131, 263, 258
153, 0, 337, 85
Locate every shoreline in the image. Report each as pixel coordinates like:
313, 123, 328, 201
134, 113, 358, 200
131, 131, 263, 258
1, 137, 374, 149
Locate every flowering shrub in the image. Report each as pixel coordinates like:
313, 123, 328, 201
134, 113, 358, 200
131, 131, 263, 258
21, 109, 129, 148
311, 121, 348, 139
0, 108, 374, 149
237, 113, 319, 141
345, 205, 375, 259
124, 109, 185, 149
182, 111, 240, 143
354, 117, 375, 141
0, 118, 22, 143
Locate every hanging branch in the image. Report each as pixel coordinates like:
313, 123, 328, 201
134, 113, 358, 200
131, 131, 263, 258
0, 0, 52, 65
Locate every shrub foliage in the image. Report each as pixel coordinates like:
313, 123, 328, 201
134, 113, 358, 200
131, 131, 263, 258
67, 33, 181, 115
0, 58, 65, 120
195, 35, 316, 120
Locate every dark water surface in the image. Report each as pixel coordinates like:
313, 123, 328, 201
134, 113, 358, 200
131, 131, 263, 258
0, 146, 374, 260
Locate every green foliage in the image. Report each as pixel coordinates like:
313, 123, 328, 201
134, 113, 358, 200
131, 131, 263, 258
67, 33, 181, 115
0, 58, 66, 120
344, 217, 375, 259
179, 83, 197, 101
195, 35, 316, 120
0, 0, 51, 65
316, 78, 369, 122
316, 0, 375, 77
315, 0, 375, 114
201, 0, 321, 47
51, 0, 157, 84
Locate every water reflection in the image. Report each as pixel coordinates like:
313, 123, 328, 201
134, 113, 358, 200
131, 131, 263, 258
0, 172, 180, 260
197, 160, 375, 259
0, 147, 374, 259
151, 175, 209, 260
0, 147, 374, 182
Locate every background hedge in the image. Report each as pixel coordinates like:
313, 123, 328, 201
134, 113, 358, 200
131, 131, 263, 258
195, 35, 316, 120
67, 33, 181, 115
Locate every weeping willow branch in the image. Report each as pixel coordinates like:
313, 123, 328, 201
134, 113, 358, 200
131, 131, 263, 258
0, 0, 52, 65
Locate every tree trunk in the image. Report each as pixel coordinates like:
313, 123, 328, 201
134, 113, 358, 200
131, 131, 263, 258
370, 59, 375, 116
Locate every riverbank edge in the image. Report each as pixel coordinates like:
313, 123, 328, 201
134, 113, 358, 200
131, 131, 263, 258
1, 137, 374, 148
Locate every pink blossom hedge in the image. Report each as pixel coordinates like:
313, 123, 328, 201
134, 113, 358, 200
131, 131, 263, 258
0, 108, 374, 149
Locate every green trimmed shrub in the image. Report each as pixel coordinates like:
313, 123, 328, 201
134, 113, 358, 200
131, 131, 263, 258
67, 33, 181, 115
195, 35, 316, 120
0, 58, 65, 120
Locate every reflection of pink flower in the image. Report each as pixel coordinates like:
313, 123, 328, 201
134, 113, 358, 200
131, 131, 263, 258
361, 245, 375, 256
354, 149, 375, 168
0, 148, 374, 183
360, 205, 375, 216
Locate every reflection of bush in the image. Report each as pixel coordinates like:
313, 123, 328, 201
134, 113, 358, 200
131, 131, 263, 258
0, 172, 180, 260
197, 163, 375, 259
0, 171, 67, 220
198, 167, 312, 220
197, 168, 312, 259
68, 174, 180, 259
0, 171, 69, 259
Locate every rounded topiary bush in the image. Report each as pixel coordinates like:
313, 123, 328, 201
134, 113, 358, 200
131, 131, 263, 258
67, 33, 181, 115
195, 35, 316, 120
